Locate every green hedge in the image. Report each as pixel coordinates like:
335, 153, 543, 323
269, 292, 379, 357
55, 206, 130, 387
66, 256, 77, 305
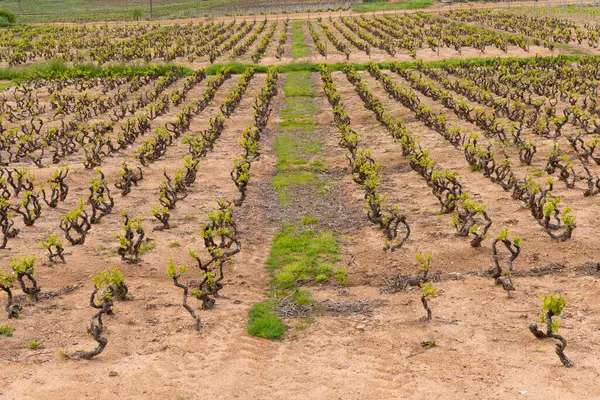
0, 54, 594, 82
0, 10, 16, 24
0, 60, 191, 81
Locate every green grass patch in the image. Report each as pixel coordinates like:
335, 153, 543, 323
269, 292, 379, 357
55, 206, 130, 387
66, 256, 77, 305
291, 21, 309, 58
247, 302, 286, 340
247, 222, 339, 340
204, 61, 257, 75
282, 70, 315, 97
266, 224, 340, 293
0, 80, 14, 90
530, 168, 545, 178
26, 340, 41, 350
335, 268, 350, 286
277, 62, 321, 73
353, 0, 432, 12
272, 70, 327, 204
0, 324, 15, 337
250, 67, 340, 337
139, 240, 156, 255
300, 216, 319, 226
272, 170, 327, 204
280, 98, 317, 121
554, 42, 587, 56
273, 134, 321, 165
205, 62, 320, 75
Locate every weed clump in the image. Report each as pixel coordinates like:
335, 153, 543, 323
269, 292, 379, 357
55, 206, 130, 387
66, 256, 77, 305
248, 302, 286, 339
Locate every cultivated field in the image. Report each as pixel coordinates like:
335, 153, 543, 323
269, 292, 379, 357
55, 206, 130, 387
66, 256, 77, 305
0, 0, 357, 22
8, 10, 600, 68
1, 5, 600, 400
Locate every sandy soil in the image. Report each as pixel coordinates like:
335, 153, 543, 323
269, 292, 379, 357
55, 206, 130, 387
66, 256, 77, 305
1, 68, 600, 400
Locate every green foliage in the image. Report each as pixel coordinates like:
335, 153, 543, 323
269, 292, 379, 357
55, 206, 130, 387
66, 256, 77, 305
266, 224, 339, 295
497, 228, 509, 241
191, 288, 203, 300
0, 0, 352, 22
166, 259, 187, 279
0, 80, 14, 90
0, 16, 11, 27
132, 8, 143, 20
300, 216, 319, 226
562, 207, 576, 227
539, 294, 566, 333
10, 256, 35, 274
0, 56, 591, 84
40, 231, 63, 250
92, 268, 124, 289
0, 10, 16, 24
292, 289, 313, 306
247, 302, 286, 340
0, 61, 187, 83
0, 270, 14, 288
420, 281, 438, 298
282, 71, 315, 97
540, 294, 566, 316
139, 240, 156, 254
499, 228, 523, 247
0, 324, 15, 337
204, 62, 254, 75
543, 197, 561, 218
168, 240, 181, 248
335, 268, 349, 286
416, 251, 432, 273
57, 347, 70, 360
468, 224, 480, 235
151, 204, 169, 218
26, 340, 40, 349
61, 200, 86, 223
530, 168, 545, 178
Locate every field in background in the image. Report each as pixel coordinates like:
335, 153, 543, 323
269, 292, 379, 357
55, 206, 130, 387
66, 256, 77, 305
2, 4, 600, 400
0, 0, 358, 22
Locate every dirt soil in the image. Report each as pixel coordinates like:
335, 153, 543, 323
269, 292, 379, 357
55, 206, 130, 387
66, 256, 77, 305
1, 69, 600, 400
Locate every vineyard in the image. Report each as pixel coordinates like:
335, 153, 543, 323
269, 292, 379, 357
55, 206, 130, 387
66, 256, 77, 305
0, 11, 581, 68
10, 8, 600, 68
1, 4, 600, 400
